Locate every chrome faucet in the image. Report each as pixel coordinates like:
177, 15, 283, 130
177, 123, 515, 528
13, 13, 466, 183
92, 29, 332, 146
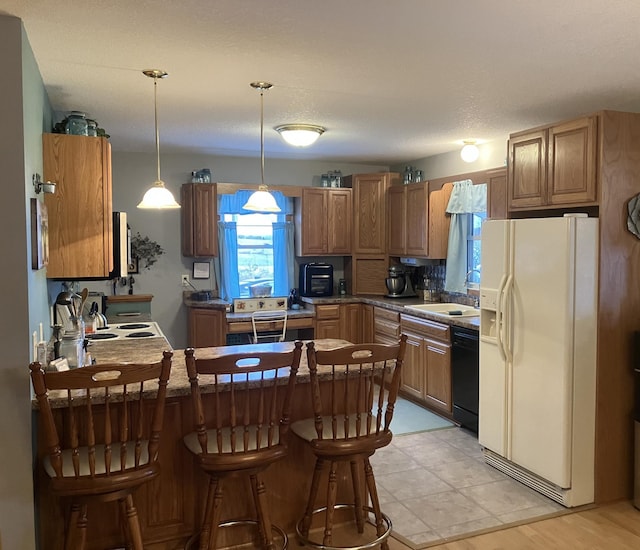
464, 269, 481, 286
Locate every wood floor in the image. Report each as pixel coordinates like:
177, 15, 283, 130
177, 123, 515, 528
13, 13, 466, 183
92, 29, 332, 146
387, 501, 640, 550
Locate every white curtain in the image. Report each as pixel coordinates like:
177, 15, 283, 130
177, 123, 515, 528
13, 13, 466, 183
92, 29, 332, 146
444, 180, 487, 293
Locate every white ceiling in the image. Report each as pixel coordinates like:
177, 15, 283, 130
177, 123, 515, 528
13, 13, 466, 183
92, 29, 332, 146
3, 0, 640, 165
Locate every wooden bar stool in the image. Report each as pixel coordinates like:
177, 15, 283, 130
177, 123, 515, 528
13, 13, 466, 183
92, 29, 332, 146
30, 351, 173, 550
291, 337, 407, 550
183, 341, 303, 550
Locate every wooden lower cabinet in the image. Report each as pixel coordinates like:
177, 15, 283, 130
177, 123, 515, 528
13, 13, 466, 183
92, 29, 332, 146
402, 330, 426, 400
188, 308, 227, 347
400, 314, 452, 415
314, 303, 363, 343
361, 304, 374, 342
424, 336, 452, 412
373, 307, 400, 345
341, 303, 362, 343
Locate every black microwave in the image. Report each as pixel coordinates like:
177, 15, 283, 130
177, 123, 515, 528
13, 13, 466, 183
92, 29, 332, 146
299, 263, 333, 297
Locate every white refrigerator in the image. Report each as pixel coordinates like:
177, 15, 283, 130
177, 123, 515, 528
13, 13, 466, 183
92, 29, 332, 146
478, 215, 598, 507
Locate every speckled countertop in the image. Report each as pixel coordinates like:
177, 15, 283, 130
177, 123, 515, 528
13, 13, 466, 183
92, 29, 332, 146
183, 293, 479, 330
35, 338, 353, 409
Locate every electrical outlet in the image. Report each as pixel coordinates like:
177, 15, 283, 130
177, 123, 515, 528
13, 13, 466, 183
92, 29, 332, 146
181, 274, 190, 286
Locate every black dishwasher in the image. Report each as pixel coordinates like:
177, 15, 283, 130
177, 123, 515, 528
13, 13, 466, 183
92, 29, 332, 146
451, 326, 479, 433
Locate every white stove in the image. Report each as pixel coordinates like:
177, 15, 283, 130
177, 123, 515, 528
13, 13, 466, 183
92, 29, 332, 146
86, 321, 165, 341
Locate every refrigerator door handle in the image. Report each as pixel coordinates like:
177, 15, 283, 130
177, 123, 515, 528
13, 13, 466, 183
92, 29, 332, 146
502, 272, 514, 363
495, 273, 508, 361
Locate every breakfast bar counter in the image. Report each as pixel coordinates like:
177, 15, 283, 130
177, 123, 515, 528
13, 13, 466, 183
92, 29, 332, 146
33, 338, 359, 550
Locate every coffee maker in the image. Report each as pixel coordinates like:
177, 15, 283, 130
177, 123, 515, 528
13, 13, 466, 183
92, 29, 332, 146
385, 266, 416, 298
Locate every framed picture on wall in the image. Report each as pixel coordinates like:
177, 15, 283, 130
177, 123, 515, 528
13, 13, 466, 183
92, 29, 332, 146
31, 198, 49, 270
193, 261, 210, 279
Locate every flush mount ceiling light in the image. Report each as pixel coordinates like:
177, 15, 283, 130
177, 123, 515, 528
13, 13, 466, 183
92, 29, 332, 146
460, 140, 480, 163
137, 69, 180, 210
243, 82, 281, 213
275, 124, 325, 147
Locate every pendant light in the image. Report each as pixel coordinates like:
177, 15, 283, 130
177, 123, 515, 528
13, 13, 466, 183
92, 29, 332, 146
137, 69, 180, 209
276, 124, 325, 147
243, 82, 281, 213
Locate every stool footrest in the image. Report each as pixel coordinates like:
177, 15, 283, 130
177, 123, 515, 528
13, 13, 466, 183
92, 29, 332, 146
185, 520, 288, 550
295, 504, 392, 550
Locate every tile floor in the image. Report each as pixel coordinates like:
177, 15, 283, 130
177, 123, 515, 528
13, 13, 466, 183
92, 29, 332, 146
371, 427, 566, 547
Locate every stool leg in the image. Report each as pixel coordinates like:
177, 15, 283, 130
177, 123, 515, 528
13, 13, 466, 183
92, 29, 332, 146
118, 498, 132, 548
65, 503, 87, 550
363, 458, 388, 550
122, 494, 144, 550
206, 477, 225, 550
300, 458, 325, 538
251, 473, 275, 550
200, 477, 217, 550
323, 461, 338, 547
350, 459, 365, 534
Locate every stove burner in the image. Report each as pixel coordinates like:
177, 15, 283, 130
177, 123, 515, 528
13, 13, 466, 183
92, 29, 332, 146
118, 323, 150, 330
125, 331, 155, 338
87, 333, 118, 340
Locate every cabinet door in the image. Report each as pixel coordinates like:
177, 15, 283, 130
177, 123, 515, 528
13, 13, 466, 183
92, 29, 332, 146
361, 304, 374, 343
401, 330, 425, 401
341, 303, 361, 343
327, 189, 352, 254
352, 173, 396, 254
424, 337, 452, 413
44, 134, 113, 278
387, 186, 406, 256
547, 116, 598, 206
405, 183, 429, 257
188, 308, 226, 347
316, 319, 342, 339
181, 183, 218, 257
508, 129, 547, 210
300, 188, 328, 255
486, 167, 508, 220
427, 182, 454, 260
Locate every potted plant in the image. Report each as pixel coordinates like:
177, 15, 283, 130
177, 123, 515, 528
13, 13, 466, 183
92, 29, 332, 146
130, 232, 164, 271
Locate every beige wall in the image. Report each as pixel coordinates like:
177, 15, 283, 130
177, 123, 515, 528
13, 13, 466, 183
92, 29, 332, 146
0, 15, 52, 550
392, 139, 507, 180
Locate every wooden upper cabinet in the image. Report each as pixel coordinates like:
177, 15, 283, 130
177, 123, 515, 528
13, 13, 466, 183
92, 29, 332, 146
486, 167, 508, 220
387, 181, 451, 259
387, 185, 406, 255
508, 128, 547, 210
508, 115, 598, 211
43, 133, 113, 279
295, 188, 352, 256
181, 183, 218, 257
347, 172, 399, 254
547, 116, 598, 206
426, 182, 452, 259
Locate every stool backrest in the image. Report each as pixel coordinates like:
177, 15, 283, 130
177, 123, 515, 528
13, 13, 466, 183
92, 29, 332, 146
184, 341, 303, 454
306, 336, 407, 440
30, 351, 173, 480
251, 309, 288, 343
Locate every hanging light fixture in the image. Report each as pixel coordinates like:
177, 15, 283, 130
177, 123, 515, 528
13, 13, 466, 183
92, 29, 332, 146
276, 124, 325, 147
460, 140, 480, 163
137, 69, 180, 209
243, 82, 281, 213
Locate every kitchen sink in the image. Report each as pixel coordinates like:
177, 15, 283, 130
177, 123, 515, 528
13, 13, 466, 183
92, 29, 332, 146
404, 303, 480, 317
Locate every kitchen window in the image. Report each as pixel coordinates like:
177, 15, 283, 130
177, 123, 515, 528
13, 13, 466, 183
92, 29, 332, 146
443, 180, 487, 293
466, 211, 485, 287
217, 191, 295, 300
